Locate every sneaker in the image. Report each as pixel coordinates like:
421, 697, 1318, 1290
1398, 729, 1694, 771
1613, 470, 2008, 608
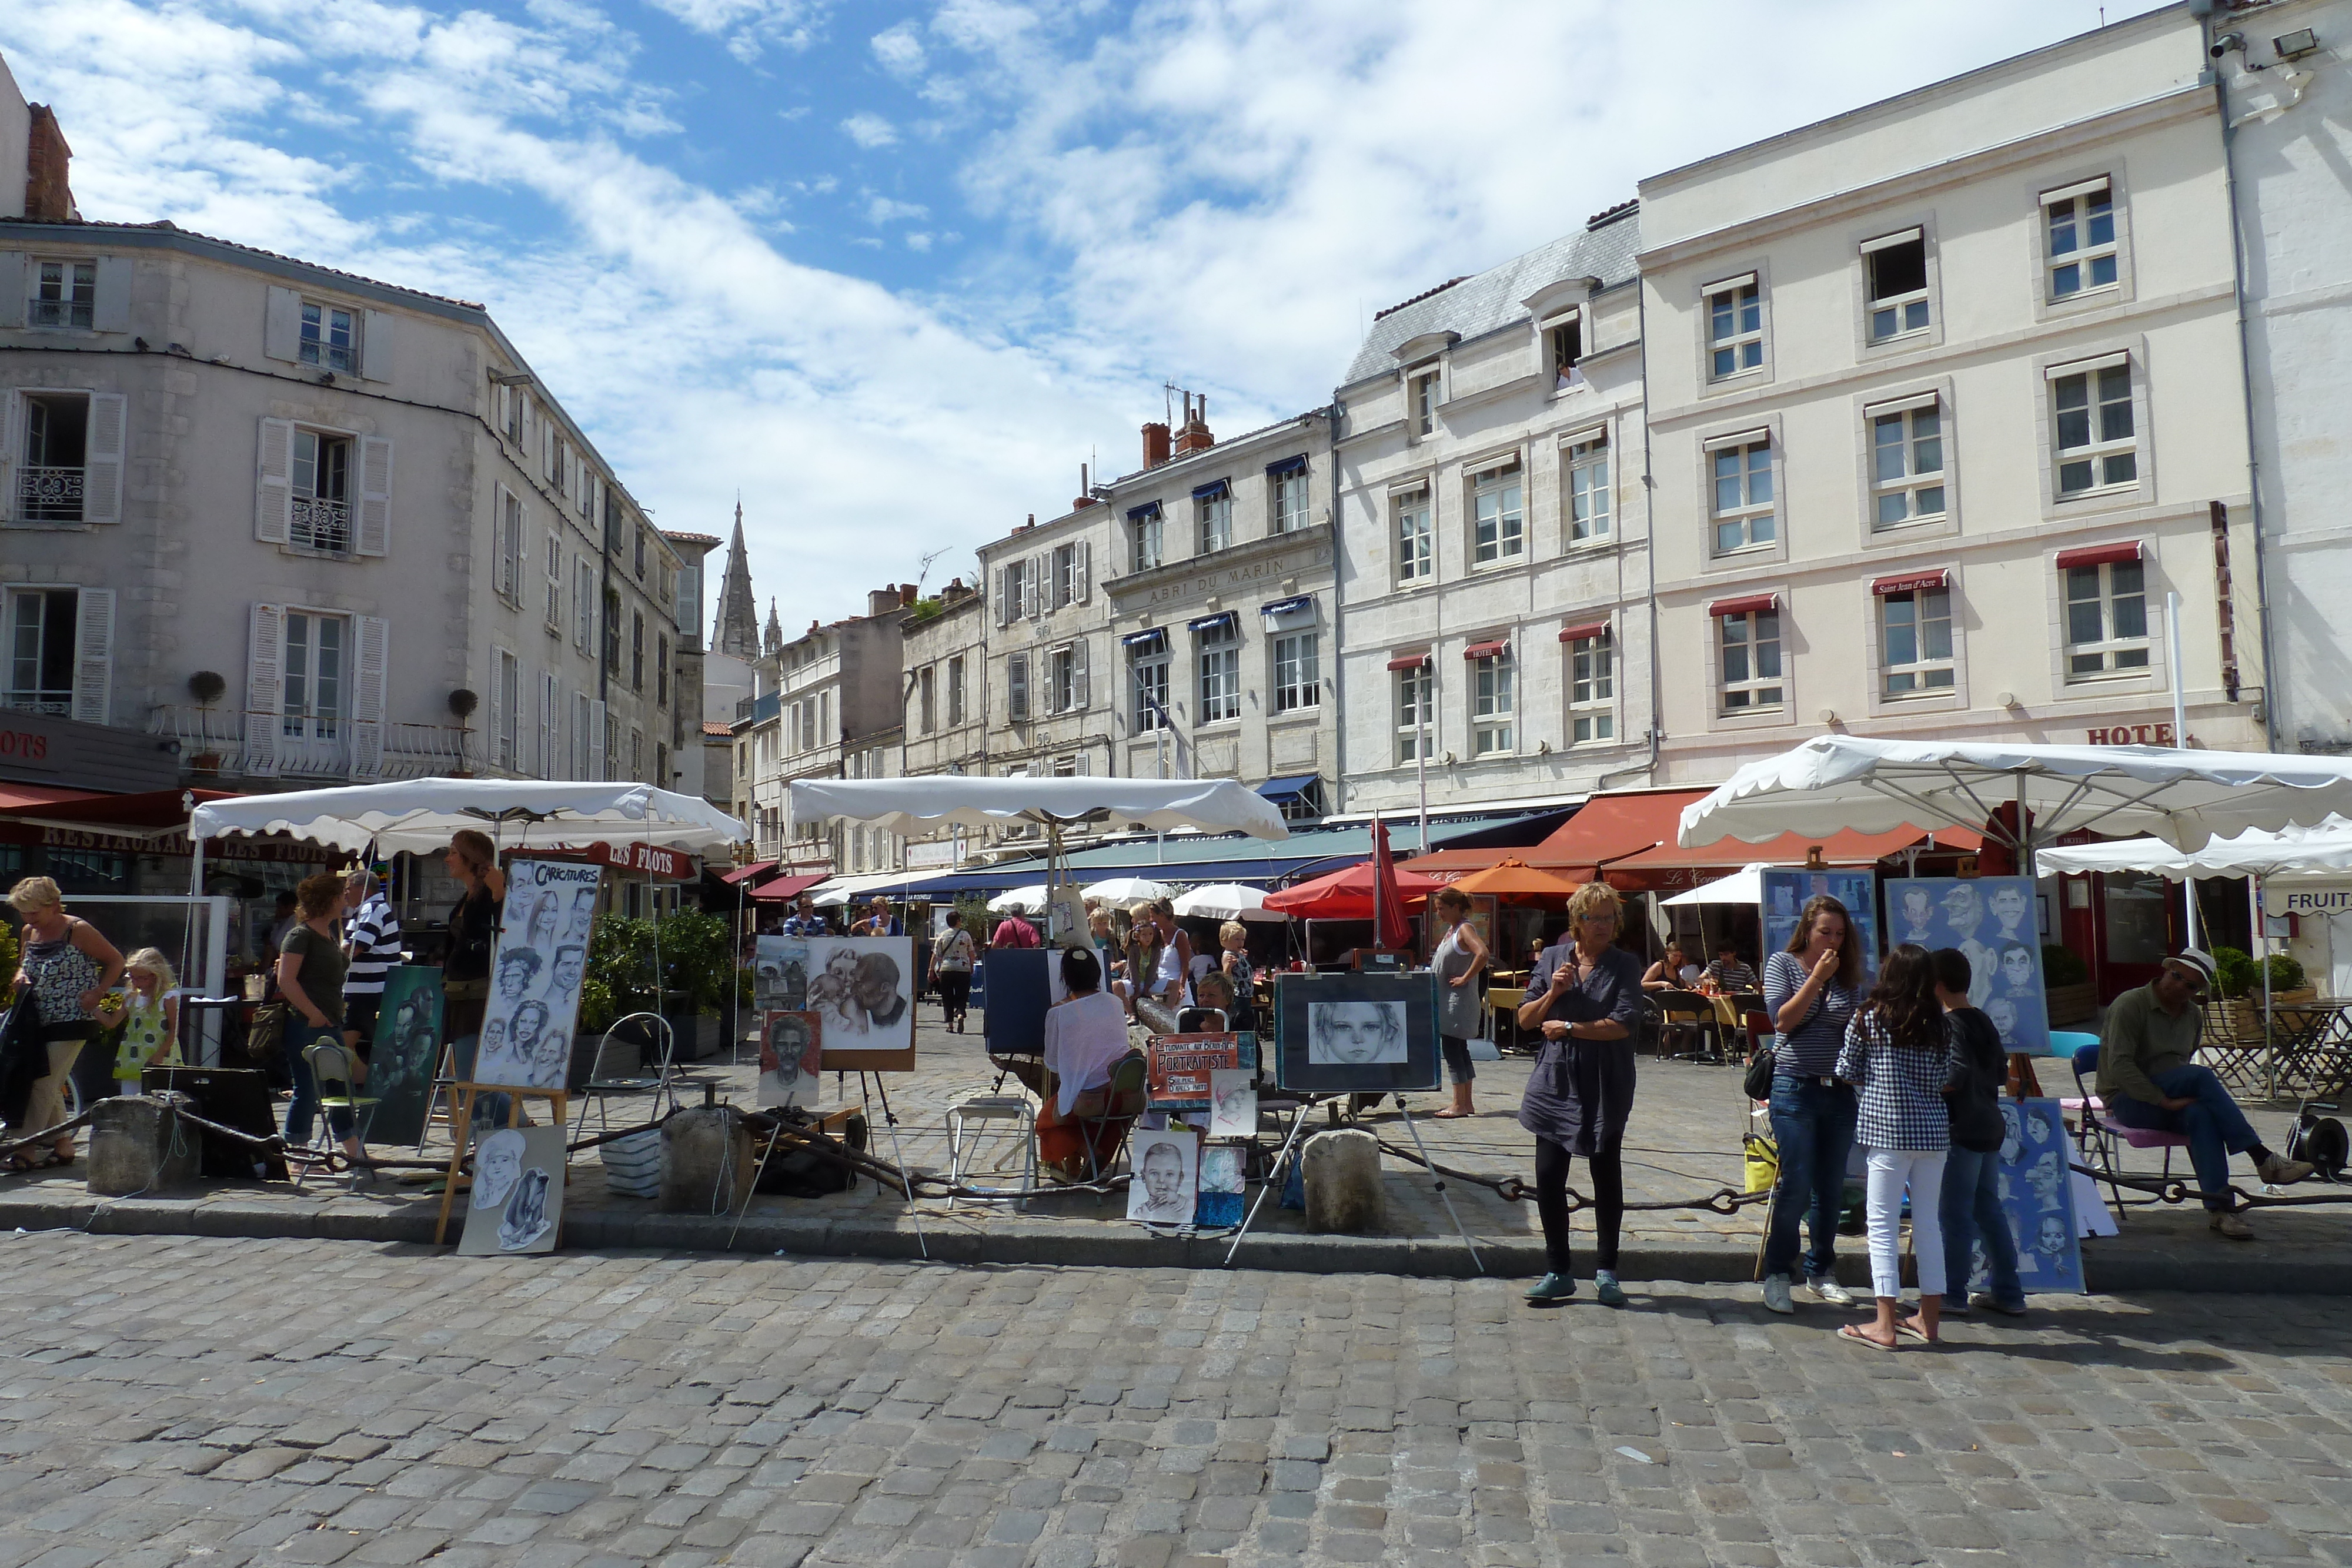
1807, 1275, 1856, 1306
1761, 1274, 1795, 1315
1970, 1293, 2028, 1316
2211, 1211, 2255, 1241
2257, 1152, 2316, 1186
1940, 1296, 1971, 1318
1524, 1272, 1576, 1303
1595, 1271, 1626, 1308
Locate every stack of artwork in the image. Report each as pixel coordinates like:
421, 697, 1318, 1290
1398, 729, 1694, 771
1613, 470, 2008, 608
472, 858, 602, 1091
1961, 1098, 2084, 1295
457, 1124, 567, 1256
1760, 868, 1882, 984
365, 965, 446, 1147
1885, 875, 2049, 1053
754, 934, 915, 1092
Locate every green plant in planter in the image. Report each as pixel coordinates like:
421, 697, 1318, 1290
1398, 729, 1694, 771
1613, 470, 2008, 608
0, 922, 17, 1005
2262, 951, 2306, 993
2213, 945, 2259, 1000
577, 908, 739, 1037
2040, 944, 2089, 987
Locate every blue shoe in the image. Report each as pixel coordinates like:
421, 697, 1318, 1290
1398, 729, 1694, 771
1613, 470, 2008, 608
1524, 1271, 1576, 1303
1595, 1271, 1626, 1308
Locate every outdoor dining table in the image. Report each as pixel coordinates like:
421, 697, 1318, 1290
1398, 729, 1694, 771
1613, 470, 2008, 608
2269, 1000, 2352, 1101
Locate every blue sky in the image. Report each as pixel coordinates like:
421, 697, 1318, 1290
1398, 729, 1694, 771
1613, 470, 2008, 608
1, 0, 2165, 634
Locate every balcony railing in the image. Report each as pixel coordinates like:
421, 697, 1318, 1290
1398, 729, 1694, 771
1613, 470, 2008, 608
17, 466, 84, 524
149, 708, 472, 782
290, 495, 350, 553
1, 689, 72, 718
28, 298, 93, 330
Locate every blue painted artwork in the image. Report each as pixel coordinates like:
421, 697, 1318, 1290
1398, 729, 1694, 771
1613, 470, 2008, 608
1759, 868, 1880, 982
1884, 876, 2048, 1056
1195, 1144, 1245, 1228
1965, 1097, 2084, 1296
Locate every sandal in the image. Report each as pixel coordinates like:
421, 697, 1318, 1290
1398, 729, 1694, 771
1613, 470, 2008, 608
1896, 1321, 1939, 1345
1838, 1323, 1899, 1352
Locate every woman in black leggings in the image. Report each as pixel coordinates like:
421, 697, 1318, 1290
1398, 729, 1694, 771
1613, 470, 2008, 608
1514, 881, 1643, 1307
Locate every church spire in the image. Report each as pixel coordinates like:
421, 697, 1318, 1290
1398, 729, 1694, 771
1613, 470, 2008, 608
714, 499, 761, 660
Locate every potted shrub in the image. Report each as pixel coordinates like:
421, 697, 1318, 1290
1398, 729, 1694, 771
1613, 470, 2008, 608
2213, 945, 2314, 1038
2040, 944, 2096, 1025
187, 670, 227, 773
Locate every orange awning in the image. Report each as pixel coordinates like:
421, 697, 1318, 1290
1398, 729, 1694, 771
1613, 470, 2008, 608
1611, 823, 1985, 892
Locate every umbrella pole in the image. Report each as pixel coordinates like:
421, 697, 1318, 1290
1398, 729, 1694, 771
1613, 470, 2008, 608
2257, 873, 2275, 1101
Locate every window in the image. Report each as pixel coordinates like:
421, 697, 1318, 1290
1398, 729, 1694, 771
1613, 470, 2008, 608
1548, 314, 1583, 389
947, 655, 967, 726
279, 429, 351, 555
1130, 507, 1163, 572
1471, 461, 1524, 566
1197, 617, 1240, 724
1710, 437, 1775, 554
1870, 402, 1945, 527
918, 666, 936, 733
1718, 608, 1783, 713
29, 260, 95, 330
630, 611, 646, 693
1708, 278, 1765, 380
540, 672, 561, 777
1273, 631, 1319, 714
1001, 556, 1034, 623
4, 589, 77, 714
1566, 633, 1613, 744
1007, 651, 1030, 721
630, 727, 644, 780
2045, 179, 2118, 301
1470, 650, 1514, 755
299, 301, 356, 374
1053, 542, 1081, 607
492, 489, 523, 600
1864, 232, 1930, 343
1395, 663, 1432, 763
2065, 559, 2150, 678
1271, 464, 1309, 534
574, 691, 594, 777
1411, 370, 1439, 436
602, 588, 621, 674
655, 741, 668, 785
1047, 644, 1076, 713
657, 632, 670, 707
283, 611, 347, 741
1197, 487, 1232, 554
1565, 433, 1610, 543
1880, 587, 1955, 695
1131, 641, 1170, 731
574, 560, 595, 651
544, 533, 563, 633
633, 523, 648, 580
18, 393, 88, 523
2052, 361, 2136, 496
505, 387, 525, 444
1394, 489, 1432, 583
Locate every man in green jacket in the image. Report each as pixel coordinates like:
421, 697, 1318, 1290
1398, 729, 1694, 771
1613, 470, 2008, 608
2097, 947, 2312, 1239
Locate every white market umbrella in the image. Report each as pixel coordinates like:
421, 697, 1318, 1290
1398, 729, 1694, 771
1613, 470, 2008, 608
789, 775, 1289, 840
988, 884, 1051, 915
1679, 736, 2352, 858
190, 777, 747, 857
1083, 876, 1173, 906
1173, 883, 1286, 922
1661, 864, 1770, 907
2034, 817, 2352, 881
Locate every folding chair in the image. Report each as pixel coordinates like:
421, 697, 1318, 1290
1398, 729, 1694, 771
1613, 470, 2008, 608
572, 1011, 679, 1138
1070, 1051, 1150, 1200
946, 1093, 1037, 1211
302, 1039, 382, 1190
2066, 1039, 2187, 1225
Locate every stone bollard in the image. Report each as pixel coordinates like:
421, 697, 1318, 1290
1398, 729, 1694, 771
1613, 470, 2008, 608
88, 1092, 201, 1197
1301, 1128, 1384, 1234
659, 1105, 755, 1214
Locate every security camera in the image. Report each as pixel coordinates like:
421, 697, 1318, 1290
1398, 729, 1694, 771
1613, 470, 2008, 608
2210, 29, 2245, 58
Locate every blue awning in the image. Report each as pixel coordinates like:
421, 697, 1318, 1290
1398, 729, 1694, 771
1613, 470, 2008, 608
1256, 774, 1321, 805
1192, 479, 1230, 503
1120, 627, 1167, 648
1265, 453, 1308, 477
1126, 500, 1161, 521
1187, 610, 1237, 634
1259, 595, 1312, 619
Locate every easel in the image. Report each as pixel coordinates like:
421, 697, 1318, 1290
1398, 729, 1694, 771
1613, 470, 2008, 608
433, 1082, 570, 1245
1223, 1092, 1483, 1272
728, 1075, 927, 1258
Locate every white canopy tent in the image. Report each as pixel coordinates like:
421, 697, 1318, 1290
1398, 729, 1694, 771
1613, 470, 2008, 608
1173, 882, 1285, 922
1661, 864, 1772, 907
1083, 877, 1173, 906
190, 779, 748, 858
987, 884, 1052, 915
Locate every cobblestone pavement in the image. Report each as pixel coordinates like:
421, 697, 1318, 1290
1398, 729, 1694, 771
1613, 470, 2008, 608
3, 1233, 2349, 1568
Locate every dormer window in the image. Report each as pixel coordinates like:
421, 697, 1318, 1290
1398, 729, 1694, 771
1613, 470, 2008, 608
29, 260, 95, 330
300, 302, 356, 373
1546, 312, 1583, 389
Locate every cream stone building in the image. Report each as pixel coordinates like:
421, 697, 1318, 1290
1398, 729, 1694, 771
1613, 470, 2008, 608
1639, 8, 2266, 783
975, 497, 1123, 829
1329, 208, 1653, 825
743, 586, 911, 874
896, 576, 990, 872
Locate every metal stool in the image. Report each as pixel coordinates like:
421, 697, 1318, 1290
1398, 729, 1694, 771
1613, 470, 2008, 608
945, 1093, 1037, 1211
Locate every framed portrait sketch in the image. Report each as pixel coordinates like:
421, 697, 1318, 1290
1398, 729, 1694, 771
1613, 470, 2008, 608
1972, 1098, 2083, 1295
1272, 972, 1442, 1094
1194, 1145, 1245, 1228
473, 858, 602, 1091
753, 939, 809, 1015
1760, 868, 1881, 984
1127, 1128, 1198, 1226
800, 935, 916, 1071
366, 965, 446, 1148
1883, 875, 2049, 1055
757, 1010, 825, 1108
457, 1123, 567, 1256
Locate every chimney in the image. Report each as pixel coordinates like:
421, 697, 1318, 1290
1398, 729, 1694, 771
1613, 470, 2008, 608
1172, 392, 1214, 457
24, 106, 75, 223
900, 583, 917, 607
1142, 422, 1171, 468
941, 577, 971, 604
1073, 462, 1097, 510
867, 586, 898, 617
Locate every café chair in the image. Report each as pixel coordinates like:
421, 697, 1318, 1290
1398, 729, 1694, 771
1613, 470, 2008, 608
2067, 1039, 2187, 1225
301, 1039, 382, 1191
1070, 1051, 1151, 1195
1653, 990, 1717, 1062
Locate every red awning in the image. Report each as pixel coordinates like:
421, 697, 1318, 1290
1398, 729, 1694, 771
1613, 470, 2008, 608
719, 860, 778, 886
1262, 860, 1447, 921
1462, 638, 1510, 661
1870, 569, 1949, 596
0, 785, 239, 827
2054, 540, 2143, 570
0, 783, 102, 813
1557, 620, 1611, 643
748, 871, 829, 901
1707, 593, 1778, 618
1385, 651, 1430, 671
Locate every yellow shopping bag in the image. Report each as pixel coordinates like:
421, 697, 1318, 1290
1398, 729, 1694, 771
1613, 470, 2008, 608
1742, 1132, 1779, 1195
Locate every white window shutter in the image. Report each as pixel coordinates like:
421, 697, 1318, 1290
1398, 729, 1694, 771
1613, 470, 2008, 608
361, 310, 394, 383
1076, 540, 1091, 604
1073, 638, 1090, 710
994, 566, 1009, 627
246, 604, 284, 776
0, 255, 22, 330
350, 616, 388, 779
71, 587, 115, 726
93, 258, 132, 334
356, 436, 392, 556
486, 648, 509, 774
255, 417, 293, 544
542, 674, 559, 777
263, 287, 302, 363
589, 698, 608, 780
1030, 552, 1048, 618
82, 393, 125, 524
0, 389, 18, 523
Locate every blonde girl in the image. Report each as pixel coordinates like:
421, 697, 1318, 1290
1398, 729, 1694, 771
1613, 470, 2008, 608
113, 948, 182, 1089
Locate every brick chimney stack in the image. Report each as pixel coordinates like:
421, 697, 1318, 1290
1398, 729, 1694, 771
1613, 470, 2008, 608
900, 583, 917, 607
1141, 422, 1171, 468
24, 105, 75, 223
1171, 392, 1213, 457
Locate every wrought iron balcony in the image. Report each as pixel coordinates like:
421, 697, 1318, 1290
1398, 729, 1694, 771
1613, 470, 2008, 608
16, 466, 83, 523
290, 495, 350, 553
26, 298, 93, 330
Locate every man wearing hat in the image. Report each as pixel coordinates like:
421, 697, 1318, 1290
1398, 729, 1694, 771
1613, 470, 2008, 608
2097, 947, 2312, 1238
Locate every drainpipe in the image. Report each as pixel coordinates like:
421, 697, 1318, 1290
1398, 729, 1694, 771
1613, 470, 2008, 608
1598, 276, 1663, 794
1324, 405, 1346, 816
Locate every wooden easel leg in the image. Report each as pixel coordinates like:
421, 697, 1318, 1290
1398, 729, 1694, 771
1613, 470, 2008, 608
434, 1084, 479, 1245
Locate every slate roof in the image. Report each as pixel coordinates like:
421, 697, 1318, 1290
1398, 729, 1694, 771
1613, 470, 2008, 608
0, 218, 489, 314
1339, 204, 1641, 388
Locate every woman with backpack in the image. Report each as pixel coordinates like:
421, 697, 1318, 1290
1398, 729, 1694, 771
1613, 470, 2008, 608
928, 910, 977, 1034
1833, 942, 1965, 1350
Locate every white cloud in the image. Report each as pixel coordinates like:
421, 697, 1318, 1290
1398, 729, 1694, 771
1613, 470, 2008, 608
870, 21, 925, 78
640, 0, 826, 61
904, 230, 933, 251
866, 193, 928, 225
839, 110, 898, 148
